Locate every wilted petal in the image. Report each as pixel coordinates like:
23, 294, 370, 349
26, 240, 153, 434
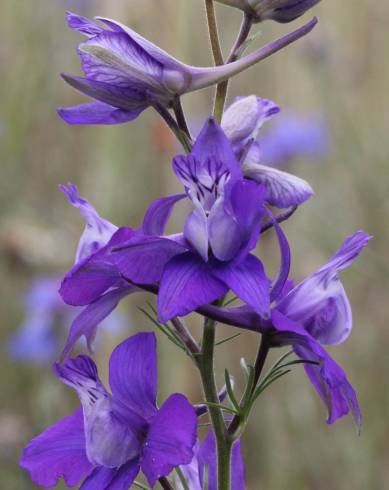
58, 101, 146, 125
109, 333, 158, 421
143, 194, 186, 236
198, 432, 246, 490
142, 394, 197, 487
158, 252, 228, 322
61, 286, 136, 359
20, 409, 92, 488
55, 356, 143, 468
60, 182, 118, 263
278, 231, 371, 344
111, 234, 186, 284
243, 162, 313, 208
271, 310, 361, 427
212, 254, 270, 317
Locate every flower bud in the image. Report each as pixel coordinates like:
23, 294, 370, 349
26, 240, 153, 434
216, 0, 321, 24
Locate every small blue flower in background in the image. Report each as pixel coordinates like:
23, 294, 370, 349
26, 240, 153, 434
257, 112, 329, 167
20, 332, 197, 488
8, 276, 126, 363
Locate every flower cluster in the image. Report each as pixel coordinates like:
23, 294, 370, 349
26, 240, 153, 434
20, 3, 371, 490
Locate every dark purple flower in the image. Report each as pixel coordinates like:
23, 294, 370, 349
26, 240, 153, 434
95, 118, 272, 322
177, 431, 246, 489
20, 332, 197, 488
222, 96, 314, 208
59, 12, 317, 125
215, 0, 321, 24
271, 231, 372, 425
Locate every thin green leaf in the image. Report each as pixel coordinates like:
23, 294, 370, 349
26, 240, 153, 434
252, 369, 291, 403
132, 481, 150, 490
203, 402, 239, 415
216, 332, 241, 346
225, 369, 240, 413
223, 295, 239, 306
175, 467, 190, 490
138, 307, 188, 353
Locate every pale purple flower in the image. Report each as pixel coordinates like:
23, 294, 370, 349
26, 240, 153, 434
255, 112, 329, 167
222, 96, 314, 208
20, 332, 197, 488
215, 0, 321, 24
58, 12, 317, 125
60, 183, 118, 263
8, 276, 126, 363
271, 231, 372, 425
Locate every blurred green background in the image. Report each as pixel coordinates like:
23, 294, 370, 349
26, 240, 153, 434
0, 0, 388, 488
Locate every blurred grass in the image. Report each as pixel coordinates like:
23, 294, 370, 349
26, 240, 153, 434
0, 0, 388, 488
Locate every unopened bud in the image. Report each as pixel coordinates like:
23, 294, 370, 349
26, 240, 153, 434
216, 0, 321, 23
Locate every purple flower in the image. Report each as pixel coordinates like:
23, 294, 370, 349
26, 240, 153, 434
271, 231, 372, 425
177, 432, 246, 489
222, 96, 314, 208
59, 183, 118, 263
59, 12, 317, 125
20, 332, 197, 488
60, 119, 273, 325
58, 184, 136, 358
256, 112, 329, 167
215, 0, 321, 24
8, 276, 126, 363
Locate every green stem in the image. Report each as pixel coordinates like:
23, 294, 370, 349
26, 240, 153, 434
228, 334, 271, 438
204, 0, 224, 66
158, 477, 174, 490
154, 104, 192, 153
199, 311, 232, 489
213, 13, 253, 121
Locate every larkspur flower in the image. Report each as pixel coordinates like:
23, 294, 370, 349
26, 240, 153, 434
58, 12, 317, 125
60, 118, 282, 329
222, 96, 314, 207
20, 332, 197, 488
177, 432, 246, 489
209, 230, 371, 425
58, 184, 136, 358
215, 0, 321, 24
8, 276, 126, 363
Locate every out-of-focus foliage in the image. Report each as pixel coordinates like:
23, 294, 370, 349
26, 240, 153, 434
0, 1, 388, 488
